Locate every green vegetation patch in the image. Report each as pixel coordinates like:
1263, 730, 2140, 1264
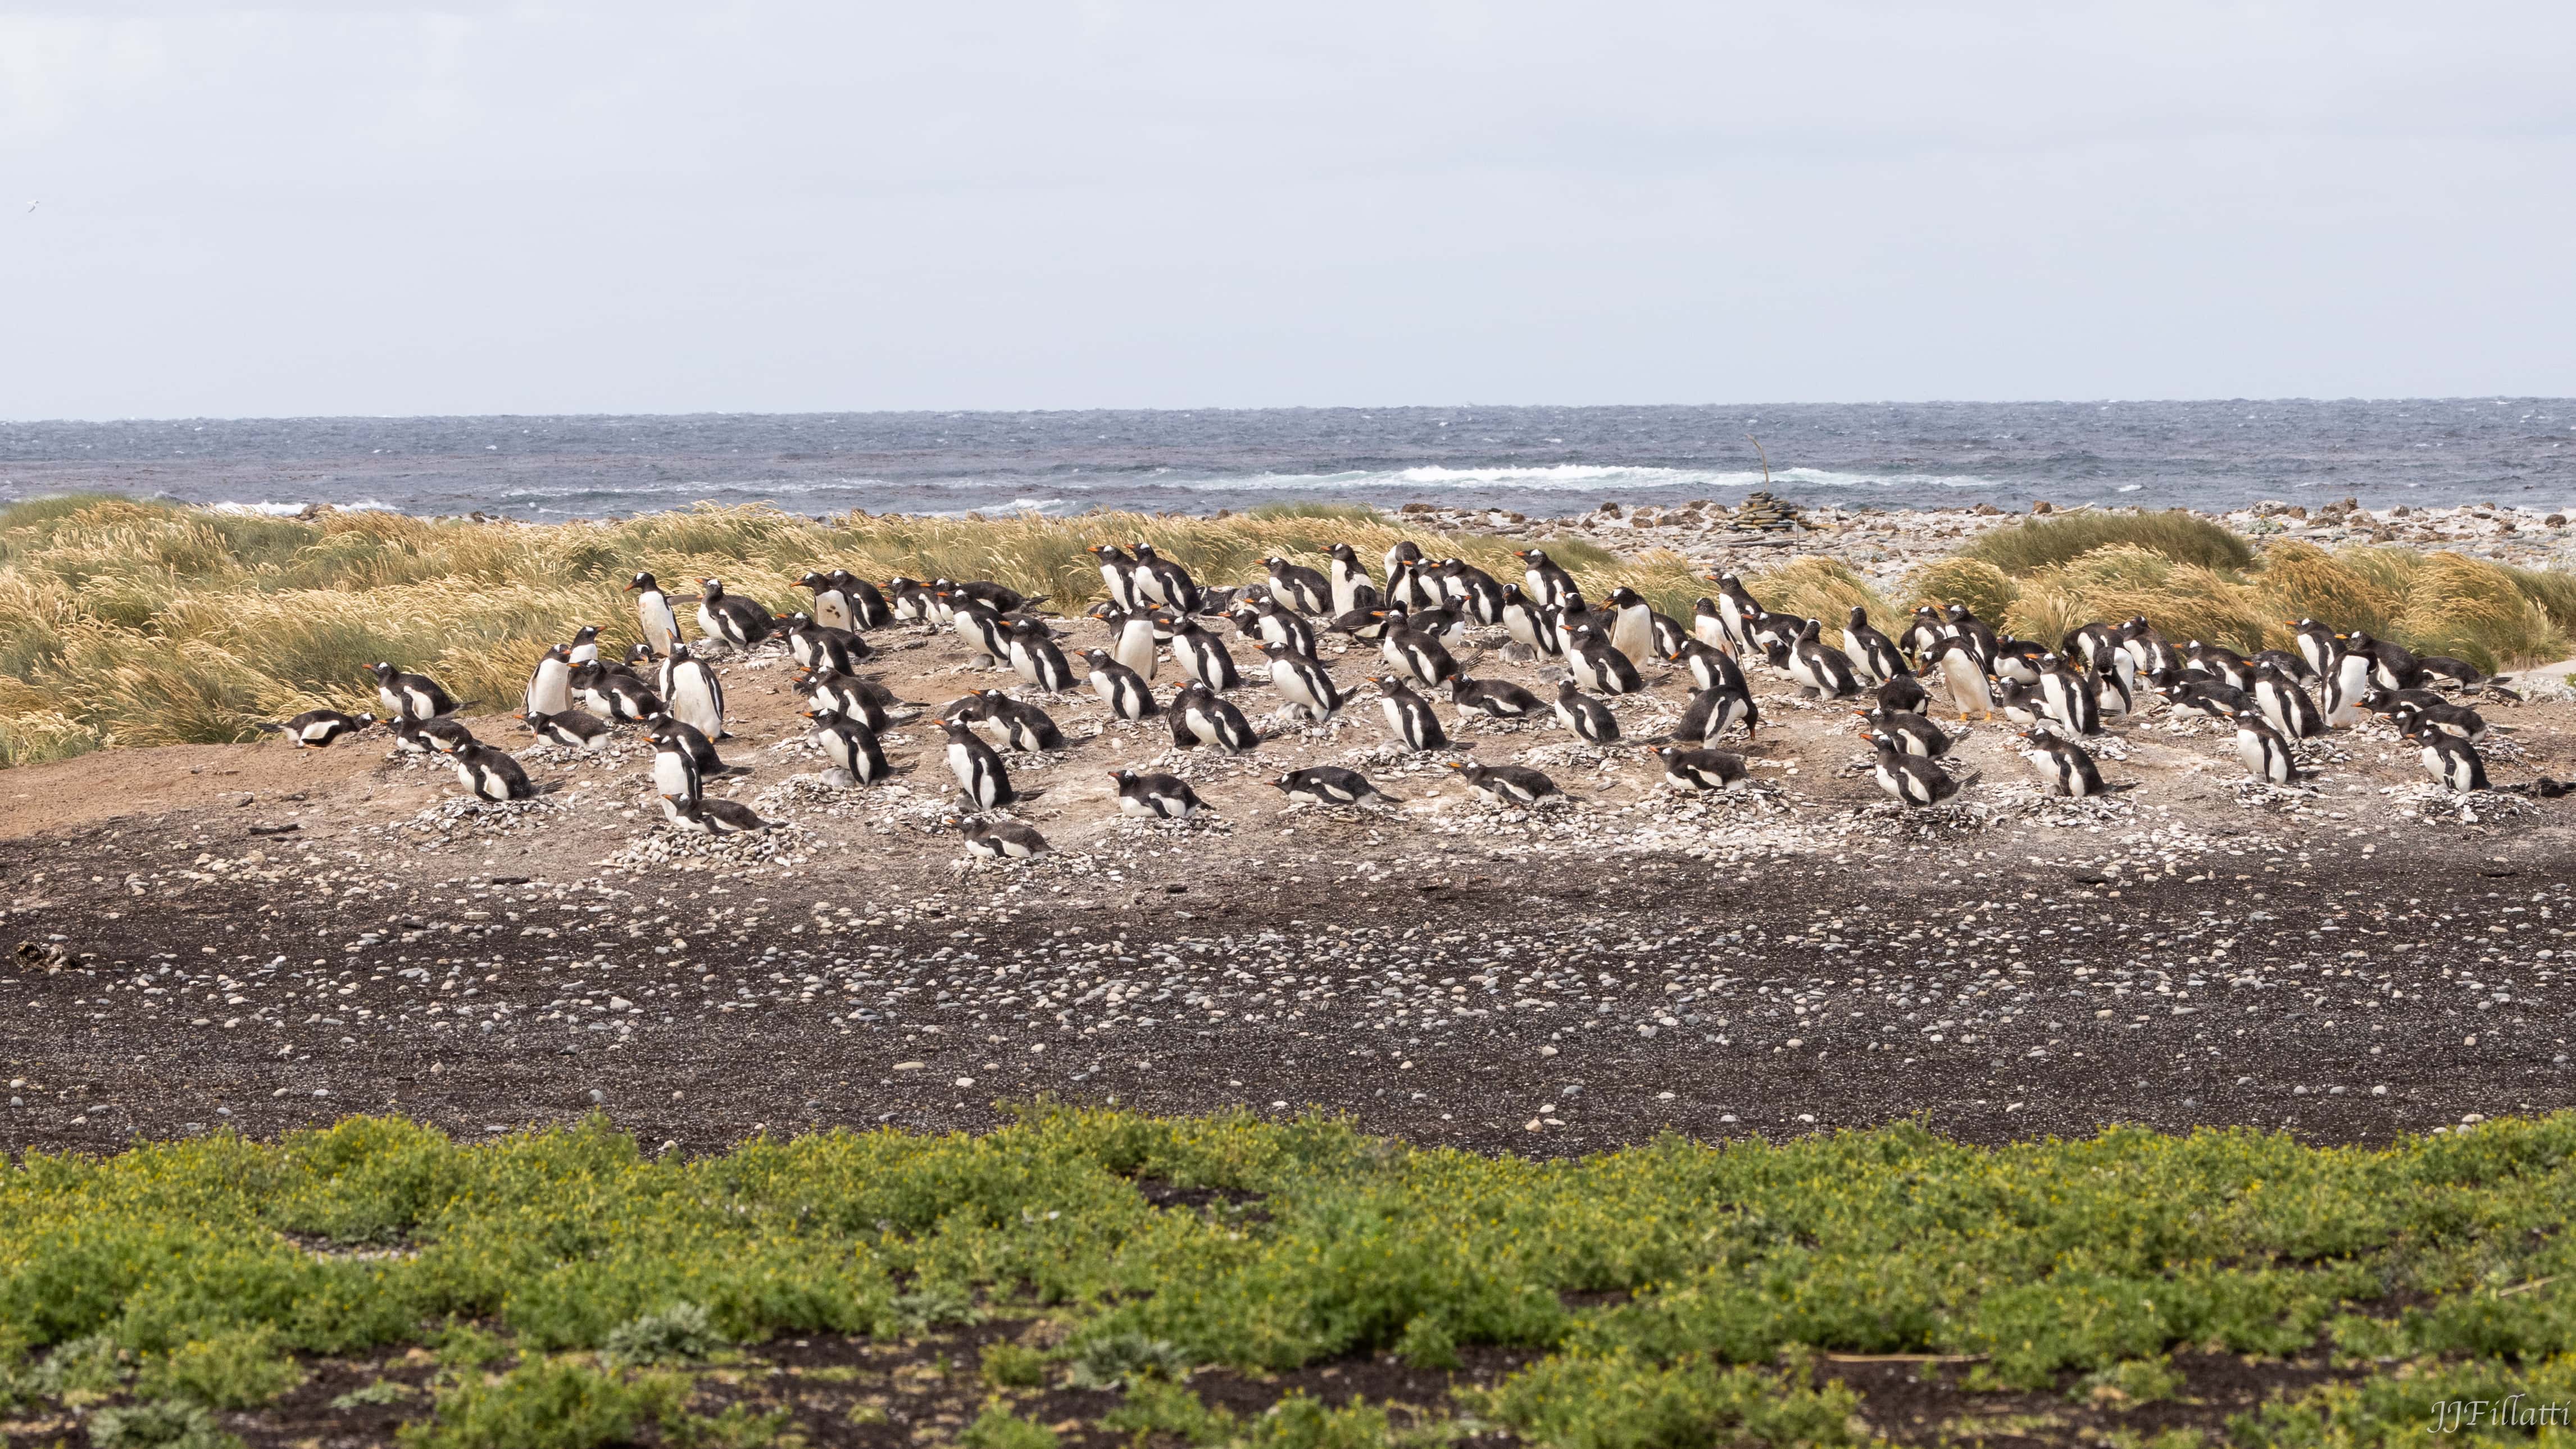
3, 1110, 2575, 1444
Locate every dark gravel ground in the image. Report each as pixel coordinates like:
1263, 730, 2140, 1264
7, 807, 2570, 1158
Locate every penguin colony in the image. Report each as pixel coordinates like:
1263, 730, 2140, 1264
258, 544, 2560, 855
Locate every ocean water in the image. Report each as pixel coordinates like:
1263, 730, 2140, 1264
2, 400, 2570, 520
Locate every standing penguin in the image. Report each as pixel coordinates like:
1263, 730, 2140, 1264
1787, 620, 1862, 699
452, 740, 540, 802
696, 579, 775, 651
1091, 603, 1161, 681
1261, 642, 1342, 723
1372, 675, 1449, 752
2088, 641, 2136, 720
563, 625, 604, 665
2252, 663, 2325, 739
2322, 644, 2375, 728
371, 662, 461, 722
2289, 619, 2342, 679
1006, 617, 1076, 693
1918, 637, 1992, 721
1605, 587, 1657, 665
1562, 624, 1645, 696
1552, 678, 1621, 744
1375, 611, 1460, 688
804, 706, 893, 785
663, 643, 726, 739
1446, 559, 1507, 625
1841, 607, 1905, 686
1500, 584, 1560, 657
1129, 543, 1200, 612
2232, 708, 2307, 785
1088, 544, 1138, 610
2034, 653, 2100, 736
942, 719, 1029, 810
1082, 648, 1158, 719
1672, 682, 1759, 743
797, 571, 856, 632
1324, 543, 1374, 617
2016, 728, 2128, 797
833, 570, 892, 629
1169, 617, 1242, 690
626, 572, 683, 655
644, 717, 704, 802
944, 591, 1014, 667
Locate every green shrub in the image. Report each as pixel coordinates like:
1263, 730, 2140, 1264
1242, 1392, 1393, 1449
138, 1325, 304, 1408
330, 1378, 414, 1409
1066, 1330, 1190, 1389
401, 1358, 684, 1449
87, 1397, 242, 1449
1101, 1379, 1237, 1443
601, 1302, 723, 1366
979, 1339, 1049, 1388
28, 1332, 129, 1398
959, 1403, 1060, 1449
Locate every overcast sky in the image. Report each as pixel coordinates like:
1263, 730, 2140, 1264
3, 2, 2570, 418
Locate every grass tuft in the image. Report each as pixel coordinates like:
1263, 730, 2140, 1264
1897, 557, 2021, 625
1964, 510, 2255, 575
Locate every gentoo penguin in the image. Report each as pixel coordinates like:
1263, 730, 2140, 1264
941, 719, 1028, 810
2232, 708, 2306, 785
696, 578, 774, 651
1748, 611, 1804, 667
1671, 683, 1758, 743
2290, 619, 2341, 678
1172, 682, 1260, 753
648, 714, 749, 789
1233, 598, 1318, 658
1168, 617, 1242, 691
834, 570, 893, 629
401, 716, 477, 755
1325, 544, 1374, 617
1901, 605, 1952, 665
2016, 728, 2128, 797
2087, 641, 2135, 719
797, 571, 856, 632
2034, 653, 2100, 736
1082, 649, 1158, 719
1091, 603, 1161, 681
804, 706, 893, 785
2416, 656, 2503, 693
1444, 559, 1507, 625
1943, 603, 2000, 670
1272, 766, 1402, 808
1691, 597, 1730, 650
2379, 694, 2492, 745
2185, 641, 2254, 692
1874, 671, 1930, 716
884, 577, 936, 624
1450, 675, 1542, 719
1563, 624, 1644, 696
1862, 730, 1974, 807
1990, 639, 2047, 688
1383, 538, 1425, 588
1385, 557, 1444, 612
370, 662, 460, 722
1553, 679, 1621, 744
1854, 705, 1948, 757
2322, 646, 2374, 728
1605, 586, 1656, 665
1842, 607, 1905, 686
2062, 620, 2122, 664
1787, 620, 1861, 699
660, 796, 773, 834
1371, 675, 1448, 752
780, 614, 867, 674
2343, 632, 2425, 692
616, 643, 657, 679
519, 708, 608, 751
1992, 679, 2047, 729
1447, 759, 1558, 807
1647, 607, 1689, 661
1711, 575, 1765, 653
2118, 617, 2183, 687
1087, 544, 1138, 610
2253, 647, 2315, 683
563, 625, 603, 666
956, 689, 1067, 753
953, 814, 1050, 859
256, 710, 375, 749
1648, 744, 1750, 792
1516, 548, 1579, 609
943, 591, 1014, 667
1670, 638, 1748, 695
2409, 720, 2489, 792
1129, 544, 1198, 612
1111, 769, 1205, 820
1262, 556, 1333, 615
1005, 617, 1075, 693
1375, 611, 1460, 689
2163, 677, 2252, 724
1916, 637, 1991, 721
1261, 642, 1341, 723
1500, 584, 1560, 657
662, 644, 726, 739
452, 740, 540, 802
626, 572, 682, 655
794, 667, 889, 729
2252, 663, 2325, 739
952, 577, 1041, 614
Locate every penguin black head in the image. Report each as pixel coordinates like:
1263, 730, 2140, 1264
797, 571, 828, 590
625, 643, 658, 665
1608, 586, 1645, 608
625, 571, 656, 592
569, 625, 601, 644
1515, 548, 1547, 565
368, 661, 395, 682
1268, 774, 1298, 792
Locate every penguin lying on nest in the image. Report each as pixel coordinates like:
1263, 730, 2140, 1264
256, 710, 374, 749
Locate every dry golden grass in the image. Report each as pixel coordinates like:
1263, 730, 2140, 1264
2004, 546, 2275, 655
1962, 509, 2255, 575
1896, 558, 2021, 624
1739, 557, 1893, 627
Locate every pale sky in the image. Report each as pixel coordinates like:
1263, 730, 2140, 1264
3, 2, 2572, 418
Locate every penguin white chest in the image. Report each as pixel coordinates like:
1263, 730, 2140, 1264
653, 751, 693, 799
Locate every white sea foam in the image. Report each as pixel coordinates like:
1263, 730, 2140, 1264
1169, 464, 2006, 494
208, 498, 396, 515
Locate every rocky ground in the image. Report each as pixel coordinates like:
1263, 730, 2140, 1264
7, 556, 2576, 1160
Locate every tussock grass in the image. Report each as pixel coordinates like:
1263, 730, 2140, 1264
1964, 509, 2255, 575
1, 1111, 2573, 1445
2005, 546, 2277, 655
0, 498, 1657, 765
2261, 542, 2401, 637
1737, 557, 1892, 627
1896, 557, 2021, 623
